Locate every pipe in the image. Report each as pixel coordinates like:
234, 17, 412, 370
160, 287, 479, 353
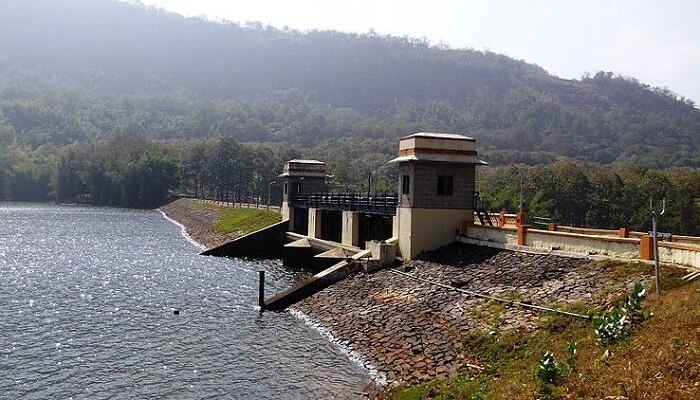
388, 269, 590, 320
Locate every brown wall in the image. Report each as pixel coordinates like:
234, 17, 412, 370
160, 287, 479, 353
399, 162, 475, 210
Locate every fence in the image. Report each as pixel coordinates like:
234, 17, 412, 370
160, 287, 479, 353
290, 193, 398, 215
185, 197, 282, 213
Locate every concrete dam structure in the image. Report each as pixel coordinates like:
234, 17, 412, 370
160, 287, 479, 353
200, 131, 700, 309
202, 132, 489, 309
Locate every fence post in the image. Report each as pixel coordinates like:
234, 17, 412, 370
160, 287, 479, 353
639, 235, 655, 260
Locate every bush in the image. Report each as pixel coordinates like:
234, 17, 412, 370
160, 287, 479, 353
564, 340, 579, 373
536, 351, 567, 400
536, 351, 567, 385
593, 282, 649, 346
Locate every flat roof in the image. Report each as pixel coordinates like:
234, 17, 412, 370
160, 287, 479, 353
287, 159, 325, 165
388, 154, 488, 165
400, 132, 475, 141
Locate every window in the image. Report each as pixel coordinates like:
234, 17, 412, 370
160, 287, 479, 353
284, 182, 288, 195
437, 176, 453, 196
401, 175, 410, 195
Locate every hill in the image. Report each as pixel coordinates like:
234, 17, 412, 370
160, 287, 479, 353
0, 0, 699, 168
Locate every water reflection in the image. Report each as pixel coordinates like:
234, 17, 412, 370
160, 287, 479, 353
0, 203, 370, 399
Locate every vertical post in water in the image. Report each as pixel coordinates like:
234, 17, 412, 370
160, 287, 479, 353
258, 270, 265, 311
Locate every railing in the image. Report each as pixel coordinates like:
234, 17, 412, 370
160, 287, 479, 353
290, 192, 399, 215
182, 196, 282, 213
472, 211, 518, 227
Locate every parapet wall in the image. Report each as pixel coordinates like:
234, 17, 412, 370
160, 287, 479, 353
526, 229, 640, 259
464, 214, 700, 269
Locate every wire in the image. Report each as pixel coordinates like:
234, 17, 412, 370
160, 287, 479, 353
388, 268, 591, 320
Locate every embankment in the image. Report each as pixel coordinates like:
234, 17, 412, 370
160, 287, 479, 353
294, 244, 650, 383
159, 199, 652, 386
159, 198, 281, 249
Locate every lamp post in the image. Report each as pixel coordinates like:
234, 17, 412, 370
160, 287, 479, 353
267, 180, 276, 209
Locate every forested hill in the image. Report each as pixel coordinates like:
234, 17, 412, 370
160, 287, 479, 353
1, 0, 699, 167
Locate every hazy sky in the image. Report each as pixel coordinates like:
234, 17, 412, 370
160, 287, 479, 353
136, 0, 700, 103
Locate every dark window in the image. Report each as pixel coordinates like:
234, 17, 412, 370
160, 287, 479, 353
284, 183, 288, 195
437, 176, 453, 195
401, 175, 410, 195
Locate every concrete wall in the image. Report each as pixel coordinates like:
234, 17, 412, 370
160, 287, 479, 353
527, 229, 640, 258
659, 242, 700, 268
341, 211, 359, 247
464, 224, 700, 268
467, 225, 518, 246
398, 207, 471, 259
201, 220, 288, 258
308, 208, 322, 238
281, 201, 292, 222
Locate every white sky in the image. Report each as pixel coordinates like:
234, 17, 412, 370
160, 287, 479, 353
136, 0, 700, 103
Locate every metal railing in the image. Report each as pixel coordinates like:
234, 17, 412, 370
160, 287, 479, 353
290, 192, 398, 215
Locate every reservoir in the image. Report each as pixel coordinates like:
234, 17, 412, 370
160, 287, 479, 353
0, 203, 370, 399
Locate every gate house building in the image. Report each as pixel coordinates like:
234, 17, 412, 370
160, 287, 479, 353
279, 132, 486, 260
389, 133, 487, 259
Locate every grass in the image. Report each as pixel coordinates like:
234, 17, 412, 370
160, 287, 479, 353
214, 207, 281, 236
383, 266, 699, 400
390, 376, 488, 400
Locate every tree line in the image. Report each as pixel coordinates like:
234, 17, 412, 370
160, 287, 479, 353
478, 163, 700, 236
1, 137, 698, 236
0, 138, 298, 209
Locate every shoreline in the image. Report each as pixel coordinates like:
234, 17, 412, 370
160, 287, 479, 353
158, 198, 652, 388
288, 308, 388, 386
157, 209, 207, 251
157, 199, 386, 392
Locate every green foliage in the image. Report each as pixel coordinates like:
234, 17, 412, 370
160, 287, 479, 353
535, 351, 567, 400
0, 1, 699, 169
478, 163, 700, 235
593, 283, 649, 346
564, 340, 580, 373
536, 351, 567, 385
394, 386, 430, 400
391, 376, 487, 400
0, 1, 699, 220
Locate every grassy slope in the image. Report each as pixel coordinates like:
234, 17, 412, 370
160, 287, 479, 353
208, 205, 282, 236
383, 266, 699, 400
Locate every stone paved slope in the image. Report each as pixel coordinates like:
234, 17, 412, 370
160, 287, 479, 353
295, 244, 650, 384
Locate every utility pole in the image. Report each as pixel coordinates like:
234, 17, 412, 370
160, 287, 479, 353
650, 197, 666, 297
267, 180, 276, 209
511, 165, 523, 213
367, 170, 372, 196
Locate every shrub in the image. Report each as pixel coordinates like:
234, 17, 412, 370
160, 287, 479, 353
536, 351, 566, 385
593, 282, 650, 346
564, 340, 579, 373
536, 351, 567, 400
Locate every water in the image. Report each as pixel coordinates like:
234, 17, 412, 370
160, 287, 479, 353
0, 204, 370, 399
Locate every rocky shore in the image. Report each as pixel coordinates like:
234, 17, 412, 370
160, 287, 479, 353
159, 201, 651, 386
160, 199, 241, 248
